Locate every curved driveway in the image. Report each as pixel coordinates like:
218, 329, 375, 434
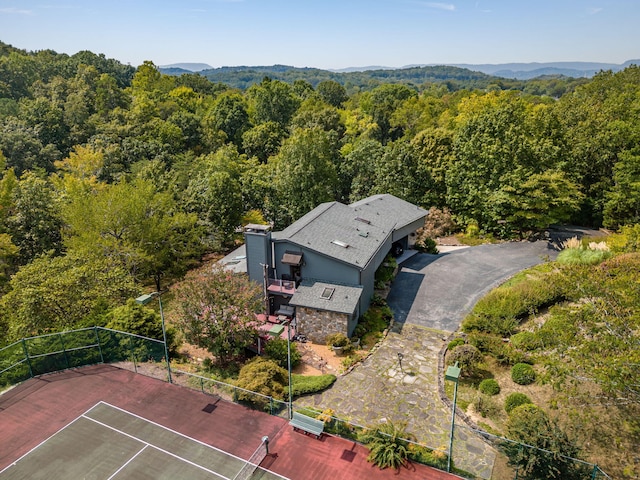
388, 241, 558, 331
296, 240, 561, 479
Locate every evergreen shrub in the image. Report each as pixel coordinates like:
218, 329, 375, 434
478, 378, 500, 395
505, 392, 533, 414
511, 363, 536, 385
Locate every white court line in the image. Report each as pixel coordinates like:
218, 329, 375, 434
92, 401, 255, 466
82, 414, 231, 480
106, 445, 148, 480
0, 402, 104, 475
2, 400, 289, 480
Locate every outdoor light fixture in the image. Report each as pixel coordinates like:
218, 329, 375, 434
445, 361, 461, 473
135, 291, 172, 384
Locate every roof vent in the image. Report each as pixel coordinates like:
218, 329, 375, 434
359, 232, 369, 238
331, 240, 349, 248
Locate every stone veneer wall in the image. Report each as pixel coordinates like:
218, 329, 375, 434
297, 307, 349, 344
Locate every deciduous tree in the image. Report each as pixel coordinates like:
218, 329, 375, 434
173, 264, 263, 365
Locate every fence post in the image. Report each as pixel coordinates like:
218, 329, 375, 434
94, 327, 104, 364
591, 464, 598, 480
200, 377, 204, 394
269, 396, 273, 415
128, 338, 137, 374
59, 332, 70, 369
20, 339, 33, 378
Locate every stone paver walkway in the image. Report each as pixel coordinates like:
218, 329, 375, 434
295, 322, 496, 479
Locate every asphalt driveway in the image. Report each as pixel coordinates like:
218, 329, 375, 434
387, 240, 559, 332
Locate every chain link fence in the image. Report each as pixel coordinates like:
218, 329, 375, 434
0, 327, 612, 479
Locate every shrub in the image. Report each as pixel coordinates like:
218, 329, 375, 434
495, 344, 528, 366
462, 312, 519, 336
418, 207, 456, 238
356, 304, 393, 349
341, 352, 364, 370
375, 255, 397, 283
607, 224, 640, 253
407, 443, 448, 470
478, 378, 500, 396
326, 332, 353, 355
447, 344, 483, 376
234, 358, 287, 408
557, 247, 612, 265
510, 331, 540, 351
462, 273, 567, 336
511, 363, 536, 385
264, 337, 301, 369
359, 420, 412, 470
466, 222, 480, 237
447, 337, 465, 350
415, 237, 439, 254
290, 374, 336, 398
505, 392, 533, 414
467, 332, 504, 355
370, 294, 387, 307
503, 404, 589, 479
473, 393, 500, 418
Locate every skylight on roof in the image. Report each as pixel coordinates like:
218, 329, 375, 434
331, 240, 349, 248
320, 287, 335, 299
355, 216, 371, 225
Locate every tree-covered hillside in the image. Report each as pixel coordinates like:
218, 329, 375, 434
163, 62, 589, 96
0, 40, 639, 343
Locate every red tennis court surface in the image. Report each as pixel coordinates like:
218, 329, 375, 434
0, 365, 460, 479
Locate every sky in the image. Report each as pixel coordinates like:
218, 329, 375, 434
0, 0, 638, 70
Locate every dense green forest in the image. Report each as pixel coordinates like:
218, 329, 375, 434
163, 63, 589, 96
0, 40, 639, 344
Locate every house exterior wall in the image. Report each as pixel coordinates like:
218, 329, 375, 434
273, 241, 360, 286
392, 218, 425, 243
296, 307, 353, 343
358, 234, 394, 313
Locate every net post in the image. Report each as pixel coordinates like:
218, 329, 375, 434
94, 327, 104, 364
262, 435, 269, 455
20, 338, 33, 378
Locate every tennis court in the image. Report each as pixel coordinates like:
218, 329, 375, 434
0, 401, 287, 480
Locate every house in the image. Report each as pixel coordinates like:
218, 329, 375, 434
242, 194, 428, 343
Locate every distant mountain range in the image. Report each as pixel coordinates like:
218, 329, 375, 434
160, 63, 213, 72
160, 60, 639, 80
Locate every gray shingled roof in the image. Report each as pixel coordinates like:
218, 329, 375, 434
219, 244, 247, 274
289, 280, 363, 315
272, 194, 427, 269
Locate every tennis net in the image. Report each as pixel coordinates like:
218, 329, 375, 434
232, 437, 268, 480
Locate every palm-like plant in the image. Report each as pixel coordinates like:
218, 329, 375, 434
359, 420, 412, 470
